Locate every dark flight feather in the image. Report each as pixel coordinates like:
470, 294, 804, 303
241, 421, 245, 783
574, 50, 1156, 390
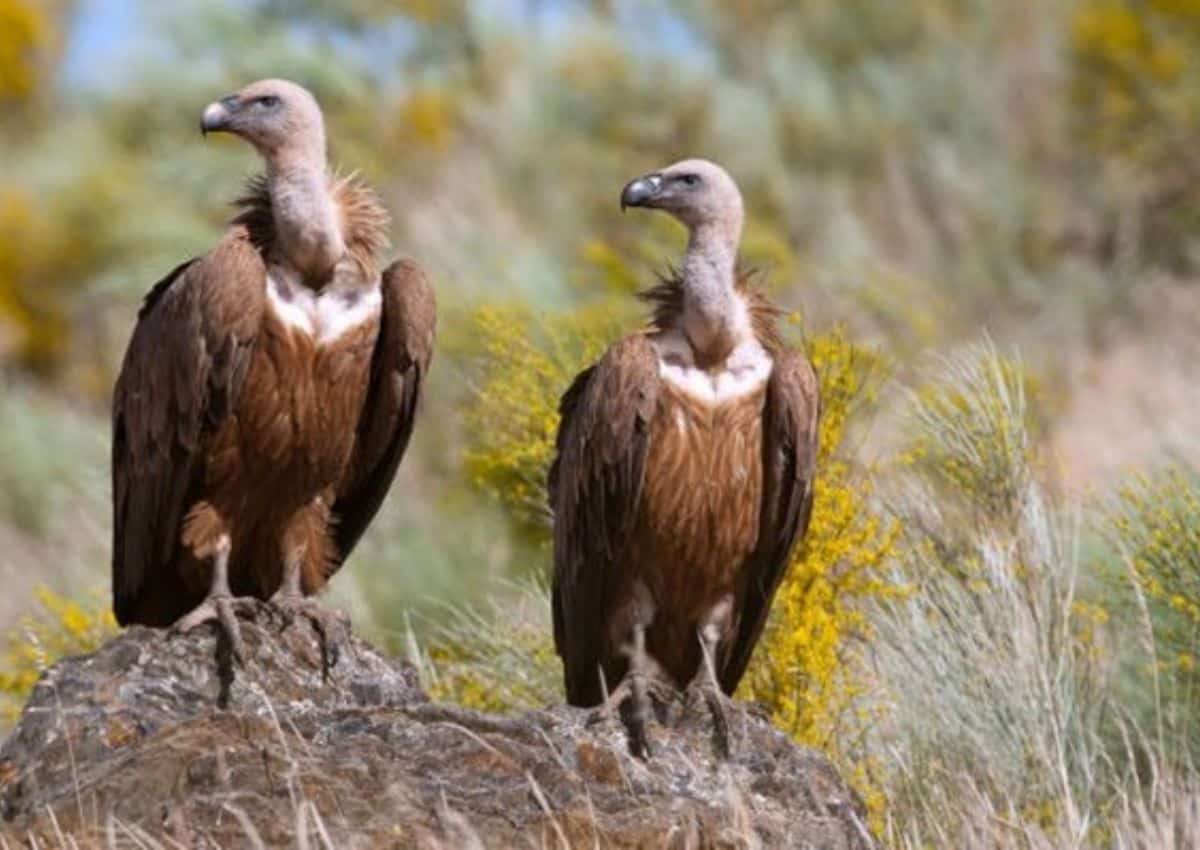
550, 335, 660, 706
331, 258, 436, 565
719, 349, 820, 691
111, 230, 265, 624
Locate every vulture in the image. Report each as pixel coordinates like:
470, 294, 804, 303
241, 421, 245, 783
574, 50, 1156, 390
549, 159, 820, 756
111, 79, 436, 664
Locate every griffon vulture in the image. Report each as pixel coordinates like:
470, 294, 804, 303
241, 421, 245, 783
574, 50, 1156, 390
111, 79, 436, 664
549, 159, 820, 756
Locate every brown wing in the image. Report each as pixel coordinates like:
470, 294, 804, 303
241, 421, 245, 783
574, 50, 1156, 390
549, 334, 660, 706
111, 231, 266, 625
331, 259, 436, 566
719, 348, 821, 693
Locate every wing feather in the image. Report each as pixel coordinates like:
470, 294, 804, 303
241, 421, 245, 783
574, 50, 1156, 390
720, 349, 821, 693
331, 258, 436, 565
549, 334, 659, 706
111, 232, 265, 625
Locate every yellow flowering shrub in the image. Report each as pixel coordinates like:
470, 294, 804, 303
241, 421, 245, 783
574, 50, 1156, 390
0, 173, 124, 376
397, 0, 464, 24
0, 587, 116, 724
459, 300, 629, 541
396, 87, 459, 152
1071, 0, 1199, 161
1109, 468, 1200, 685
0, 0, 52, 103
0, 190, 67, 373
1070, 0, 1200, 257
739, 328, 899, 752
577, 239, 644, 296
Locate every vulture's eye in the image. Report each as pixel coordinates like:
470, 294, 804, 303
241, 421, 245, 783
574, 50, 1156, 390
258, 95, 281, 108
681, 174, 701, 187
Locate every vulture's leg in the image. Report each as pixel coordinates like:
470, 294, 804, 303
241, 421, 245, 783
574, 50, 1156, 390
624, 623, 660, 758
271, 545, 304, 601
685, 596, 738, 758
173, 535, 249, 665
587, 623, 667, 759
268, 545, 348, 675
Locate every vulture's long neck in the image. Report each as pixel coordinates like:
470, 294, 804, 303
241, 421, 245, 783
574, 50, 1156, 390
681, 218, 741, 360
266, 142, 345, 286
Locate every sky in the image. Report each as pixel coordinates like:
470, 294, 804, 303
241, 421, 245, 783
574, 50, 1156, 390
65, 0, 141, 83
61, 0, 705, 89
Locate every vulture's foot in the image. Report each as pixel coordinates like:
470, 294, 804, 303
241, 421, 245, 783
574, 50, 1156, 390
267, 591, 348, 677
586, 674, 670, 760
172, 594, 255, 666
585, 623, 671, 758
684, 678, 738, 759
623, 666, 656, 759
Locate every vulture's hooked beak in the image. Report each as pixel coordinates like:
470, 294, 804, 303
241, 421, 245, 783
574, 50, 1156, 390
620, 173, 664, 211
200, 95, 241, 136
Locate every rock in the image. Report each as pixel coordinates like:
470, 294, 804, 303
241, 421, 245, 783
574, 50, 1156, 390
0, 604, 876, 848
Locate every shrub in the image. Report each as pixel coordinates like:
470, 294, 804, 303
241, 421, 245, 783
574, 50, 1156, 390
458, 300, 629, 542
1108, 466, 1200, 730
1070, 0, 1198, 165
1070, 0, 1200, 263
738, 327, 899, 754
0, 0, 52, 103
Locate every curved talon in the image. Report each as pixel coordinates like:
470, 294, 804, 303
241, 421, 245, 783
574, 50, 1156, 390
694, 684, 733, 759
681, 674, 739, 759
623, 671, 654, 760
687, 615, 738, 759
586, 679, 654, 758
172, 595, 250, 666
267, 593, 347, 677
587, 679, 630, 729
585, 625, 671, 759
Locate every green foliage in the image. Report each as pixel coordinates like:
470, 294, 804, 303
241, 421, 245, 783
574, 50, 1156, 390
0, 379, 108, 539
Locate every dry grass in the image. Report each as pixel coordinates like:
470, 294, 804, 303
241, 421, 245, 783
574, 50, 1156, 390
864, 342, 1200, 849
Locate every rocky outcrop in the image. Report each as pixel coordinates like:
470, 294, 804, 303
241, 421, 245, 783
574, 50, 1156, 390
0, 604, 875, 848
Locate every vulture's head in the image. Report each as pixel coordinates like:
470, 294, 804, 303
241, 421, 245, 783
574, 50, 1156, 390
201, 79, 325, 161
620, 159, 744, 233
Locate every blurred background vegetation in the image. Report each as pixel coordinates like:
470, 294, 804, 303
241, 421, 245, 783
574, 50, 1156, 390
4, 0, 1200, 845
